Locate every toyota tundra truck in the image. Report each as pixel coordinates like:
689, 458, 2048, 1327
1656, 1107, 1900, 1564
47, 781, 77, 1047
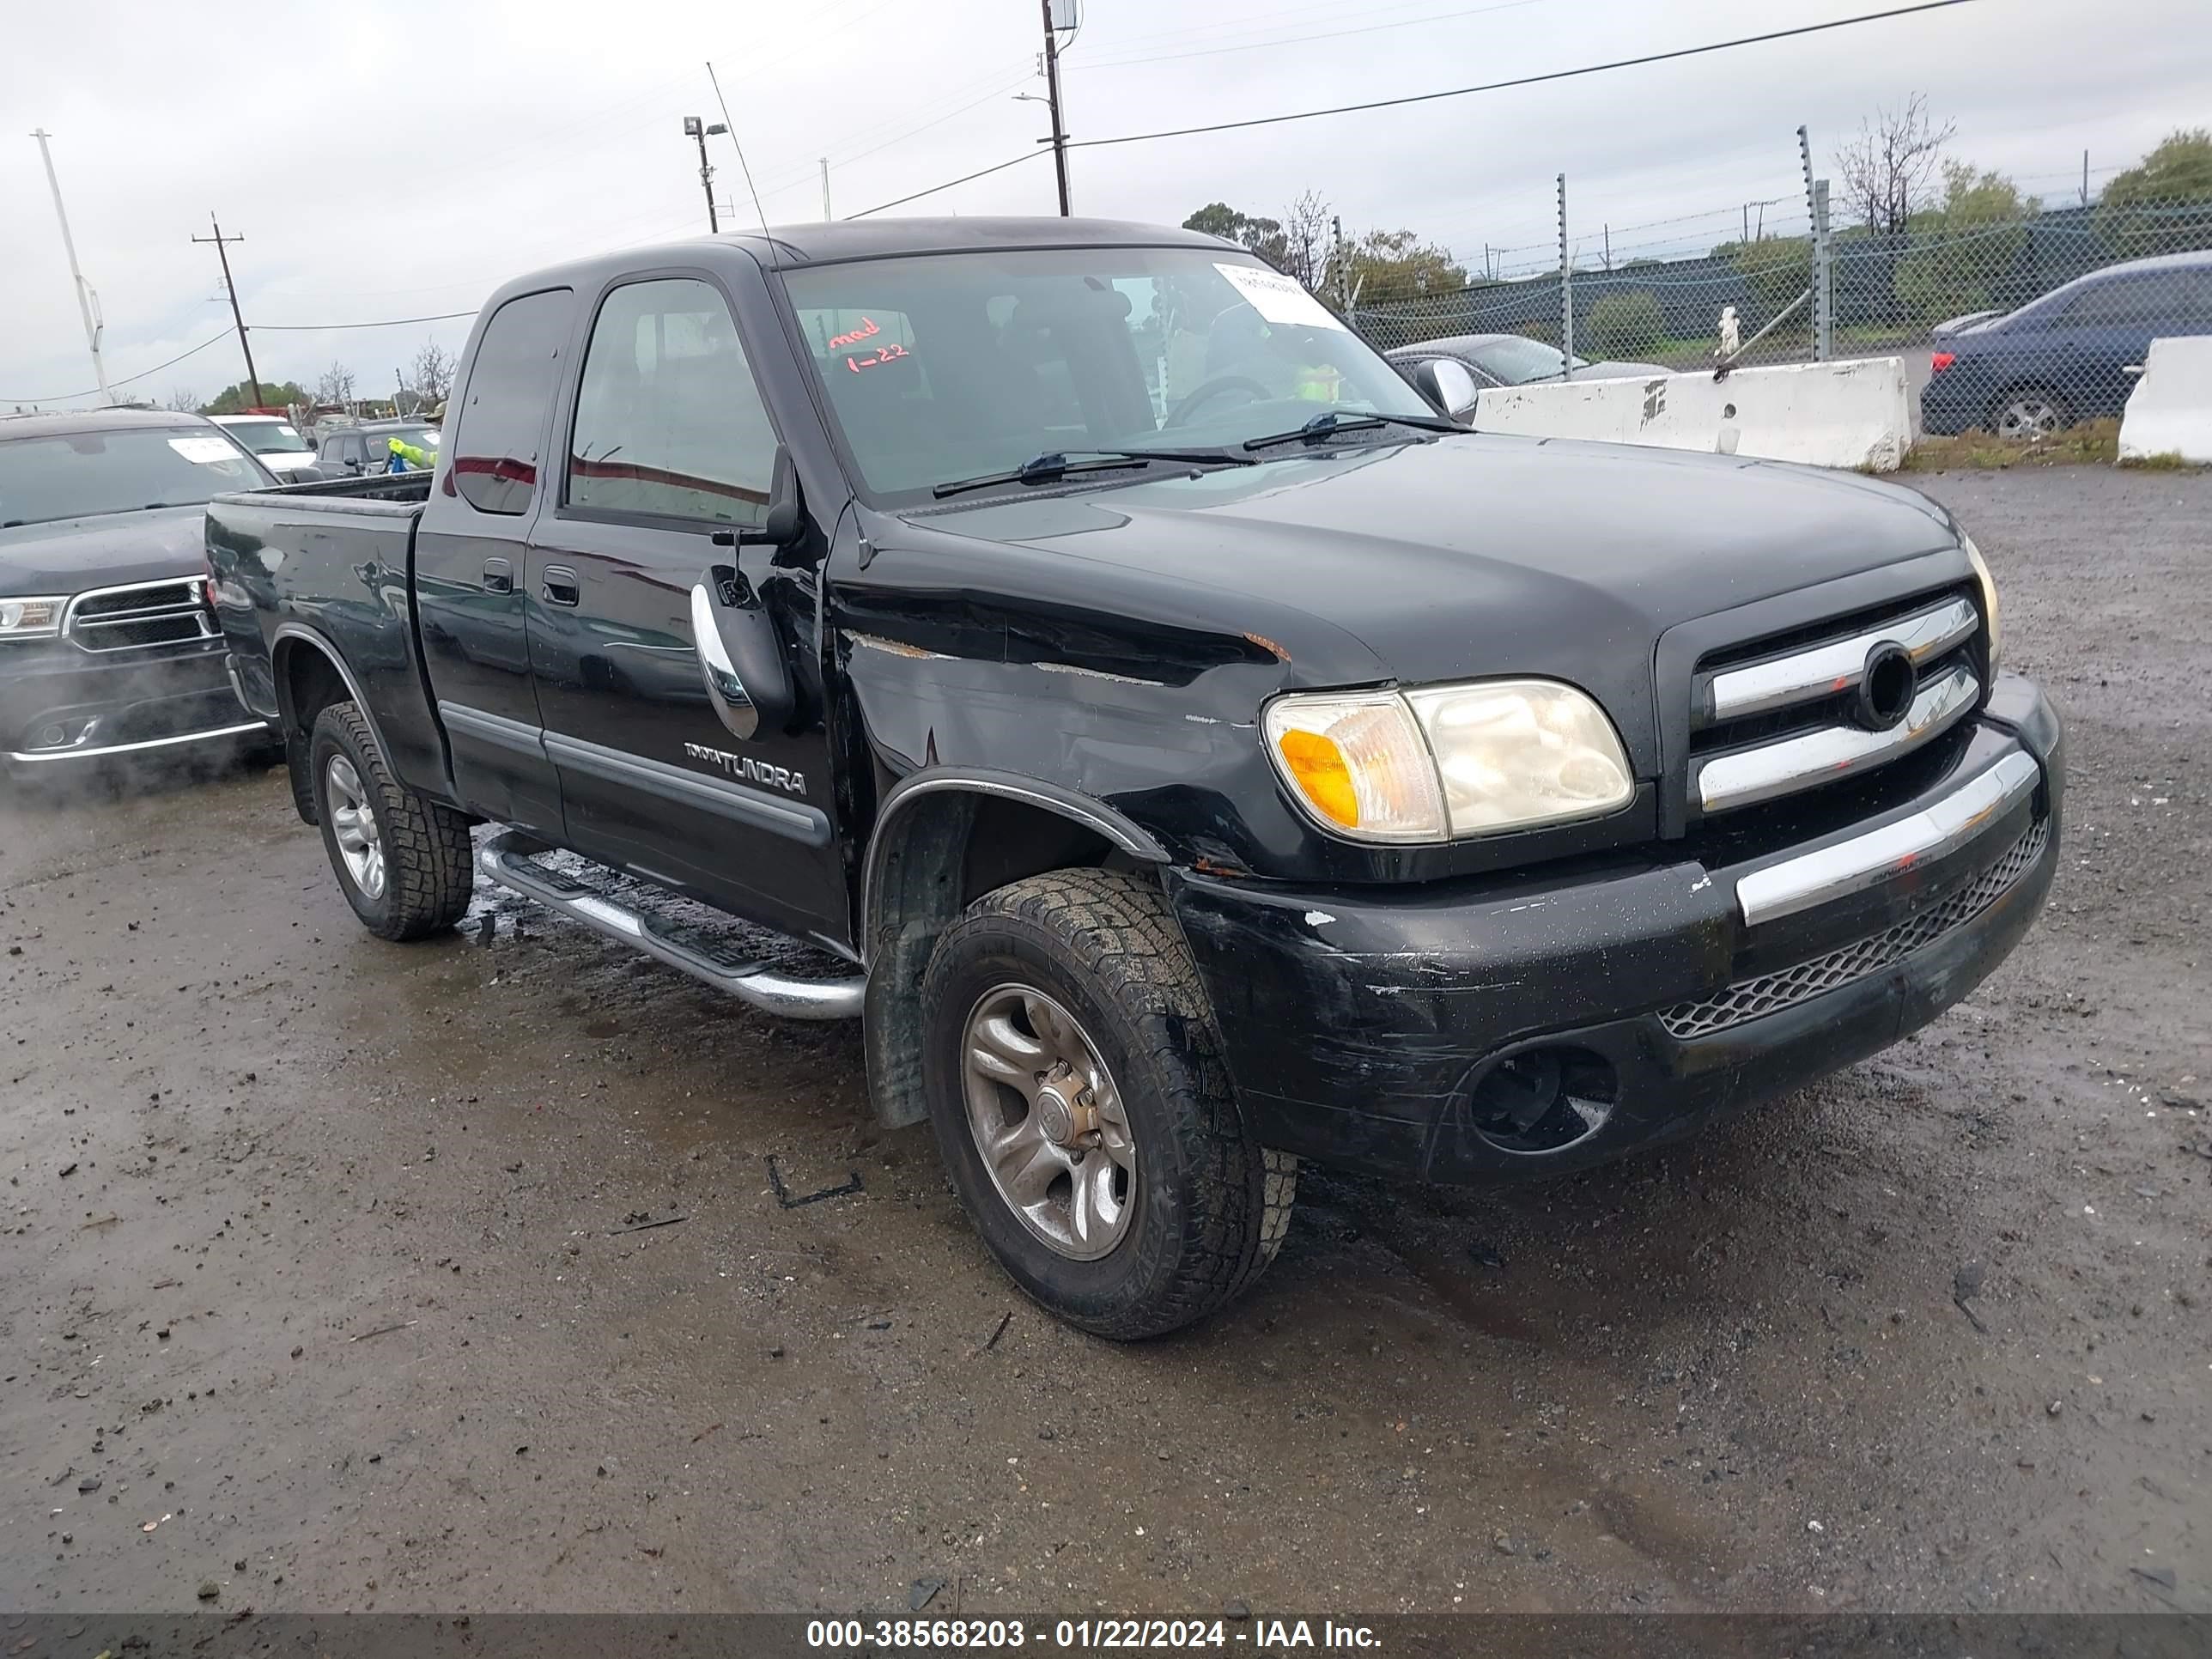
207, 218, 2063, 1339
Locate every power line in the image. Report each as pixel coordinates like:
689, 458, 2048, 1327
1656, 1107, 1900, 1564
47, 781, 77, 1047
255, 310, 477, 331
1068, 0, 1983, 150
3, 330, 232, 406
848, 149, 1048, 219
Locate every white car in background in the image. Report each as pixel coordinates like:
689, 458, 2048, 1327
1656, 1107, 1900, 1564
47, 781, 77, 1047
210, 415, 319, 480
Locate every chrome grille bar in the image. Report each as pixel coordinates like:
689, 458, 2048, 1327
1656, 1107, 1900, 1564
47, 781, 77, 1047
1695, 665, 1981, 814
1703, 595, 1977, 726
62, 578, 216, 653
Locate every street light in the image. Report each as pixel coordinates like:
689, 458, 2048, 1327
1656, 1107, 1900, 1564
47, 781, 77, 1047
683, 115, 729, 233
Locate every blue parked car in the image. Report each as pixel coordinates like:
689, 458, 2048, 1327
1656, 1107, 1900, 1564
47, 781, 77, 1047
1920, 250, 2212, 438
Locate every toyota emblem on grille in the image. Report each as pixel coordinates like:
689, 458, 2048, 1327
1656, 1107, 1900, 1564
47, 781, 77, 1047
1854, 641, 1918, 731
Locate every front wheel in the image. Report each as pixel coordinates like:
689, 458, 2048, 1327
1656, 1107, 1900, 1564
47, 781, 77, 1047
308, 702, 474, 941
921, 867, 1295, 1340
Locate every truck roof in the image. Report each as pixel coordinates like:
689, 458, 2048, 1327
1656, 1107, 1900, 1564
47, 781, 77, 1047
0, 406, 216, 441
499, 216, 1235, 295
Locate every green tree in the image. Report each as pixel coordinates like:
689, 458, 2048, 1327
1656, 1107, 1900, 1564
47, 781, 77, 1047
2097, 129, 2212, 258
1584, 291, 1664, 358
200, 379, 311, 416
1331, 228, 1468, 305
1717, 235, 1812, 311
1182, 203, 1292, 275
1894, 161, 2035, 322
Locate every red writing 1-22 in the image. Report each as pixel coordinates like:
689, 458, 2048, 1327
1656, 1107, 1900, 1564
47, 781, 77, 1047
847, 342, 909, 372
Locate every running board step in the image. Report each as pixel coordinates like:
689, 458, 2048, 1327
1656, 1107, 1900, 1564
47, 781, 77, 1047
476, 830, 865, 1020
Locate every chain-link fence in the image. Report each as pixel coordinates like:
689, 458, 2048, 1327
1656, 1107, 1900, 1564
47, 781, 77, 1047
1350, 193, 2212, 441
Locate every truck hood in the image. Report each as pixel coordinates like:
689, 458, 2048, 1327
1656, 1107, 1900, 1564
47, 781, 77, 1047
903, 433, 1963, 768
921, 434, 1960, 675
0, 503, 210, 594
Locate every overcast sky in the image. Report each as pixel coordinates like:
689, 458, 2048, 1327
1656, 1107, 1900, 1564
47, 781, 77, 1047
5, 0, 2207, 409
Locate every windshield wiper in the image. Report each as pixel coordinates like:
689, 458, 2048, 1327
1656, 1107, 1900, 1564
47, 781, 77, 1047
932, 447, 1253, 500
1242, 410, 1465, 453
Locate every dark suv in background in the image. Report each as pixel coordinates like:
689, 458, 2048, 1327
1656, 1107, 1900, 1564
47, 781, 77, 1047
1920, 250, 2212, 438
0, 407, 274, 778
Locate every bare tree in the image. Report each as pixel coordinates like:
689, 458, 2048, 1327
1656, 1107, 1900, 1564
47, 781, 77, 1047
315, 361, 356, 408
1280, 191, 1333, 289
1836, 94, 1956, 234
408, 339, 456, 408
165, 386, 200, 413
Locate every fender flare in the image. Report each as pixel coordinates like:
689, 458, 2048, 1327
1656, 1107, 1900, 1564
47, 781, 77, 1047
859, 767, 1170, 951
270, 621, 398, 763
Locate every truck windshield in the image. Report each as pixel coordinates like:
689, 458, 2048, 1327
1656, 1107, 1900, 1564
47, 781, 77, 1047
222, 418, 313, 455
781, 246, 1440, 498
0, 427, 269, 529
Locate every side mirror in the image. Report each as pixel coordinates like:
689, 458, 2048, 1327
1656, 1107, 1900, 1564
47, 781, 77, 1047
690, 564, 794, 742
1411, 358, 1480, 421
735, 444, 801, 547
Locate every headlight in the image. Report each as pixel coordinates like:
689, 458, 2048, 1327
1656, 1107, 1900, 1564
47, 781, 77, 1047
1961, 533, 2000, 674
0, 596, 66, 640
1265, 678, 1634, 843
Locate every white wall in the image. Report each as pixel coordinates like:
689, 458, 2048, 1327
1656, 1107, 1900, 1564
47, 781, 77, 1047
2118, 336, 2212, 465
1473, 358, 1916, 471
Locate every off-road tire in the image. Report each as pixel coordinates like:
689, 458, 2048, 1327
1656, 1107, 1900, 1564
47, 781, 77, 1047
308, 702, 473, 941
921, 866, 1296, 1340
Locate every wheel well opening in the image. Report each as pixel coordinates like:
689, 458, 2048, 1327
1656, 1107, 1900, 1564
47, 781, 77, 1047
862, 789, 1130, 1129
278, 642, 349, 736
275, 642, 349, 824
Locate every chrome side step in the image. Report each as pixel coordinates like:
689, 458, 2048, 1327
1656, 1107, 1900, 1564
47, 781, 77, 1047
475, 830, 865, 1020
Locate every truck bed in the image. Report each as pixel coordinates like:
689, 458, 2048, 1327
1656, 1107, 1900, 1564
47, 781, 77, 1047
207, 473, 447, 798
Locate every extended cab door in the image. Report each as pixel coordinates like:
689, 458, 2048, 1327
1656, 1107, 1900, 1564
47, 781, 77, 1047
412, 286, 575, 833
525, 270, 845, 946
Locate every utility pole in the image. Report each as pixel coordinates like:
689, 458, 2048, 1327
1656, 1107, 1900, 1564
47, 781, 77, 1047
192, 214, 261, 410
683, 116, 720, 233
2080, 149, 2089, 209
820, 158, 832, 222
1557, 173, 1572, 377
30, 130, 112, 405
1039, 0, 1072, 216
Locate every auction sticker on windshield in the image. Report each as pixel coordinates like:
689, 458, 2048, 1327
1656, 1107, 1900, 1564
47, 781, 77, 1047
168, 436, 243, 465
1213, 262, 1345, 331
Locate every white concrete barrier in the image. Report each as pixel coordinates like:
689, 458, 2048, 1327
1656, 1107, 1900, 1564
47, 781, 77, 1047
2118, 335, 2212, 465
1472, 357, 1915, 471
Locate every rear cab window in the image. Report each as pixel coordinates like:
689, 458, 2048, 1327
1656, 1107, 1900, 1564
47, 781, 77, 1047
446, 288, 574, 514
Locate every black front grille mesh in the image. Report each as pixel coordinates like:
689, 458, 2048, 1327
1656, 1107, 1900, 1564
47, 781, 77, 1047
1659, 817, 2048, 1041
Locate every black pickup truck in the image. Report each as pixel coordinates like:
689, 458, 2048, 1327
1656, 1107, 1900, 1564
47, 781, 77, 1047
210, 217, 2062, 1338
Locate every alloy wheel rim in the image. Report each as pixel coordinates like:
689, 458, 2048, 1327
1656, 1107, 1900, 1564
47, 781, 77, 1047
325, 755, 386, 899
960, 983, 1137, 1261
1998, 397, 2057, 441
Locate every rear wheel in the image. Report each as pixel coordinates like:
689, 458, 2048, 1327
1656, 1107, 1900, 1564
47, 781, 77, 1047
1989, 386, 2068, 441
921, 866, 1295, 1340
308, 702, 473, 941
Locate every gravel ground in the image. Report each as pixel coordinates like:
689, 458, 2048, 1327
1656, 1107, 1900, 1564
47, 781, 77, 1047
2, 467, 2205, 1619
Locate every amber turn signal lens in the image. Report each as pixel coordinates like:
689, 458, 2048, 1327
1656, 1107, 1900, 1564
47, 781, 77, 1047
1277, 729, 1359, 827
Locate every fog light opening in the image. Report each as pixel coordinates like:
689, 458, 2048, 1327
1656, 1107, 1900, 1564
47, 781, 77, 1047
1467, 1046, 1618, 1155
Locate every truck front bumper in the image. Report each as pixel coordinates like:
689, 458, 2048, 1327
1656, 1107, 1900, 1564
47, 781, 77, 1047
1170, 677, 2063, 1188
0, 637, 267, 774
